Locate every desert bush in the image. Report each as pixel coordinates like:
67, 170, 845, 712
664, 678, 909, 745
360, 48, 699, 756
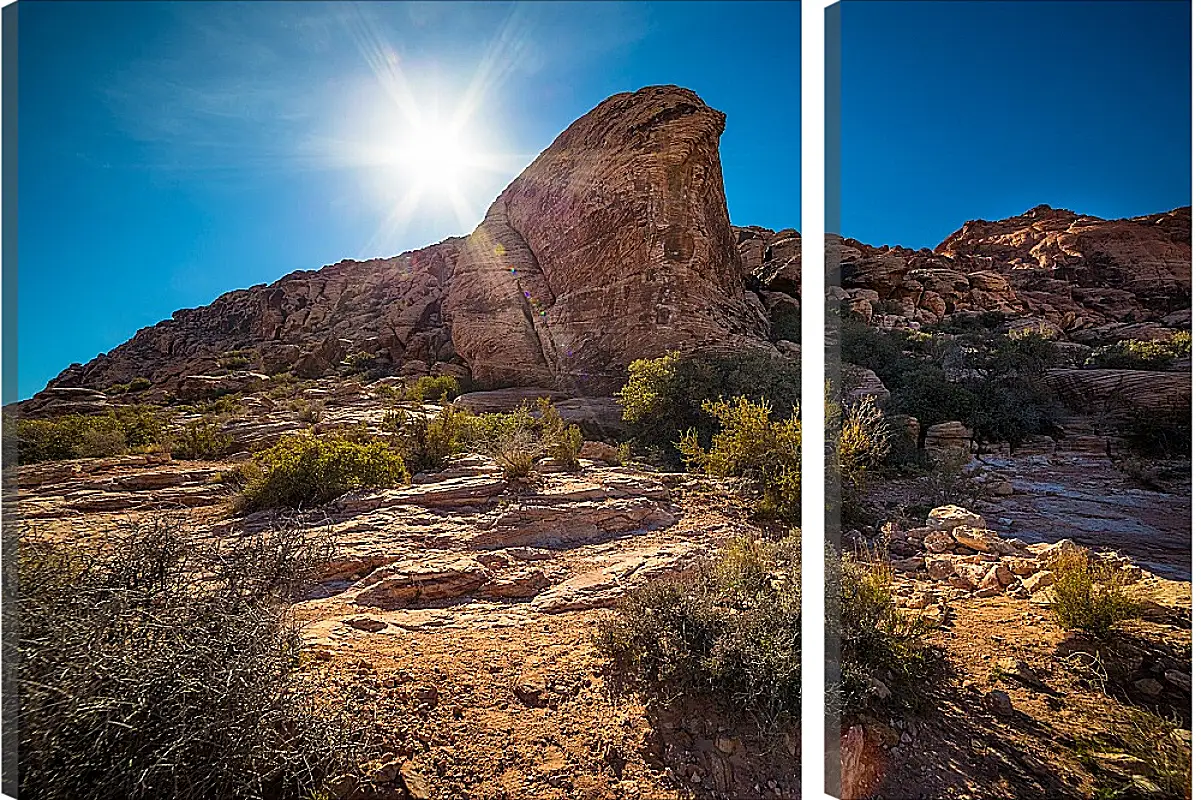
239, 433, 407, 512
172, 418, 234, 461
267, 373, 301, 400
493, 429, 541, 485
104, 378, 153, 396
595, 532, 801, 722
16, 406, 167, 464
1048, 550, 1140, 638
196, 394, 245, 418
826, 395, 893, 527
618, 349, 798, 465
75, 424, 128, 458
840, 318, 1061, 447
292, 399, 325, 425
1123, 407, 1191, 459
536, 398, 583, 471
341, 350, 377, 376
17, 517, 361, 800
678, 397, 801, 523
382, 404, 471, 475
372, 383, 404, 403
406, 375, 460, 402
1087, 332, 1191, 371
827, 546, 937, 715
458, 403, 540, 453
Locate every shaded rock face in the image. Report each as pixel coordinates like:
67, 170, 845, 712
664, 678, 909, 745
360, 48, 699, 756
835, 205, 1191, 336
35, 85, 780, 404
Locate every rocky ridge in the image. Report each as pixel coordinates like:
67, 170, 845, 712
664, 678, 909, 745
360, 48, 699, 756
29, 86, 798, 411
831, 204, 1191, 338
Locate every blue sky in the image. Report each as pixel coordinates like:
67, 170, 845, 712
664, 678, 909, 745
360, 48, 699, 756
17, 1, 800, 399
838, 0, 1190, 249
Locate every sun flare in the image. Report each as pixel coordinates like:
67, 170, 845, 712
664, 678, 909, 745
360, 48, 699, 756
396, 122, 472, 190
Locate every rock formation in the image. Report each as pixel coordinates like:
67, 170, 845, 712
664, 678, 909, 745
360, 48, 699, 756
29, 86, 794, 409
833, 205, 1191, 337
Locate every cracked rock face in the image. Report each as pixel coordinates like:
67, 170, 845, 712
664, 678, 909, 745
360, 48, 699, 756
32, 85, 777, 404
452, 85, 768, 393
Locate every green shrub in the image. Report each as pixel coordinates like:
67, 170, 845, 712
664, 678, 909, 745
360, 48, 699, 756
827, 547, 937, 715
372, 383, 404, 403
382, 404, 470, 475
678, 397, 801, 523
1087, 333, 1191, 371
128, 377, 153, 393
239, 434, 407, 512
458, 404, 540, 454
16, 407, 167, 464
595, 532, 801, 722
292, 399, 325, 425
17, 518, 362, 800
493, 430, 540, 485
172, 419, 234, 461
1124, 407, 1191, 459
406, 375, 460, 402
618, 349, 798, 465
196, 395, 244, 418
839, 318, 1061, 448
536, 398, 583, 471
1048, 550, 1140, 638
113, 405, 168, 450
218, 355, 251, 371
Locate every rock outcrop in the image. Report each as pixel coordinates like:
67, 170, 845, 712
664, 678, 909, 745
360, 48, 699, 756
833, 205, 1191, 336
29, 86, 791, 407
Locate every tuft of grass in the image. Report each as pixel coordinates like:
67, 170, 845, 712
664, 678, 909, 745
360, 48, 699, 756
291, 399, 325, 425
238, 433, 407, 512
1048, 550, 1140, 638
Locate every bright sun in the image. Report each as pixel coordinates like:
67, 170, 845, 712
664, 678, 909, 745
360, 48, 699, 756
398, 122, 471, 190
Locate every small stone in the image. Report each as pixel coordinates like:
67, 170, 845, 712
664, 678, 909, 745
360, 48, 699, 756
985, 689, 1013, 717
923, 530, 956, 554
1023, 570, 1055, 593
927, 505, 986, 532
716, 736, 737, 755
1164, 670, 1191, 692
1135, 678, 1163, 696
952, 526, 999, 553
866, 677, 892, 701
344, 616, 388, 633
926, 558, 954, 581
